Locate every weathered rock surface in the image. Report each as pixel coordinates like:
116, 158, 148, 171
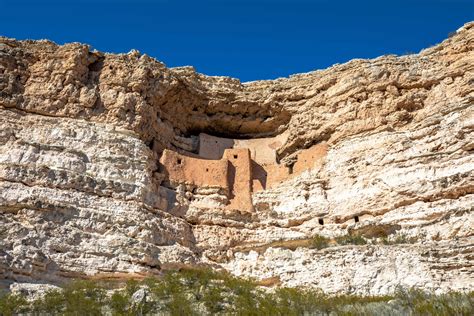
0, 109, 196, 285
0, 22, 473, 295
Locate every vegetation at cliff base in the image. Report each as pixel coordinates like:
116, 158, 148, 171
1, 268, 473, 315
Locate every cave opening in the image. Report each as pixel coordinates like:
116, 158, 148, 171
182, 112, 290, 141
186, 128, 282, 140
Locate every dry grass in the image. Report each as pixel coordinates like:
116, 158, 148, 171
256, 276, 282, 287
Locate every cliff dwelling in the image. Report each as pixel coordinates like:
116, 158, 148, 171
159, 132, 328, 212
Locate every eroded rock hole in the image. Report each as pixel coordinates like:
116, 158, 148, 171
177, 158, 182, 165
318, 218, 324, 225
354, 216, 359, 223
288, 164, 294, 175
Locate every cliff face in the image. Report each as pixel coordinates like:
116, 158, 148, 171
1, 22, 473, 295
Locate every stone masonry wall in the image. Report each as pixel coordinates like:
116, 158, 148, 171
159, 149, 229, 189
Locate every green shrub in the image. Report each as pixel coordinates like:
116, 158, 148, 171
393, 234, 418, 244
335, 234, 367, 246
395, 288, 474, 316
28, 279, 108, 315
310, 235, 330, 249
271, 287, 322, 315
310, 234, 369, 250
33, 289, 65, 315
380, 234, 418, 245
62, 280, 106, 315
0, 293, 29, 316
147, 270, 197, 315
107, 279, 145, 316
124, 279, 140, 297
222, 273, 260, 314
109, 291, 131, 316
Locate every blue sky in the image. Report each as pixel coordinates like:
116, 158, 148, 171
1, 0, 472, 82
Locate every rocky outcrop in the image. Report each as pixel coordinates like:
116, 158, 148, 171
0, 109, 196, 285
0, 22, 473, 295
225, 240, 474, 295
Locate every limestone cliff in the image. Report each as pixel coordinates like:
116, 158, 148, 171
0, 22, 473, 295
